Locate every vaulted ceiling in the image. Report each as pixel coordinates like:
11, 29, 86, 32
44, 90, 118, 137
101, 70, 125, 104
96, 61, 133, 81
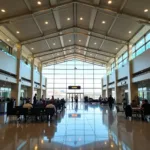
0, 0, 149, 66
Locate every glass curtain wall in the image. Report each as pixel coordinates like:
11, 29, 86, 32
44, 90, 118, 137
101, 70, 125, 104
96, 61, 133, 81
43, 59, 106, 99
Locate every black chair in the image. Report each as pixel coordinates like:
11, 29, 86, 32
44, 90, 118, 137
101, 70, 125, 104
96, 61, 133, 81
30, 108, 44, 121
45, 108, 55, 121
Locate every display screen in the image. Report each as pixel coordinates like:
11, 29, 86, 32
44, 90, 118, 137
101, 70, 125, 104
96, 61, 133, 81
68, 86, 81, 89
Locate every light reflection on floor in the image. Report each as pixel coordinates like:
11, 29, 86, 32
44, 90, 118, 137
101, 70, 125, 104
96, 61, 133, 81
0, 102, 150, 150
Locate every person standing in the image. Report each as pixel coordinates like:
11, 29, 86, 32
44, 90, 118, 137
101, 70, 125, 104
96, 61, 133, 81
33, 94, 37, 105
108, 95, 113, 109
71, 96, 73, 102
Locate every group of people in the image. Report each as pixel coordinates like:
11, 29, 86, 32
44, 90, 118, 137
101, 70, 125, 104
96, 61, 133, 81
20, 94, 66, 121
71, 95, 78, 103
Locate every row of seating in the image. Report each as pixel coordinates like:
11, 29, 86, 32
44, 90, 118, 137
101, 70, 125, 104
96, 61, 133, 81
7, 103, 65, 122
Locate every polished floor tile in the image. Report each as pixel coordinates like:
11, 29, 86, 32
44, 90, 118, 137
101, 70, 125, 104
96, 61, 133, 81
0, 103, 150, 149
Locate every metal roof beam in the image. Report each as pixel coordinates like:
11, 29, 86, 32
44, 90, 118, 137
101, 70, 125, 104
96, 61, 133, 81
21, 26, 127, 45
33, 44, 115, 56
0, 1, 149, 25
34, 47, 114, 59
42, 53, 107, 64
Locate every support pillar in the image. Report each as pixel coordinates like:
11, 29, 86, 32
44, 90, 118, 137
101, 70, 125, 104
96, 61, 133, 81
43, 78, 47, 99
101, 78, 104, 97
37, 64, 43, 99
127, 45, 138, 104
106, 75, 109, 98
11, 44, 22, 106
27, 58, 35, 103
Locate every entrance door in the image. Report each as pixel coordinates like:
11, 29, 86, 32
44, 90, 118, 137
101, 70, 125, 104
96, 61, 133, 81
66, 93, 84, 102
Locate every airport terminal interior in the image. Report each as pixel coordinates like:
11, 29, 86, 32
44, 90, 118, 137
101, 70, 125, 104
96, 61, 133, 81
0, 0, 150, 149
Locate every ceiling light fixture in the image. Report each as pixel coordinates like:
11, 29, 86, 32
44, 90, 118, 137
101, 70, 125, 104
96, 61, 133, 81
94, 42, 97, 45
1, 9, 6, 13
31, 48, 34, 50
69, 40, 71, 42
108, 0, 112, 4
67, 18, 71, 21
102, 21, 106, 24
116, 48, 118, 50
45, 21, 48, 25
6, 39, 10, 42
37, 1, 42, 5
129, 31, 132, 34
80, 17, 83, 20
16, 31, 20, 34
79, 40, 81, 42
144, 9, 148, 12
53, 43, 56, 46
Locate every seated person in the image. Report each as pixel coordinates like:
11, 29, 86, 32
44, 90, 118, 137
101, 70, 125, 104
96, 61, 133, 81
23, 100, 33, 109
141, 100, 150, 120
23, 100, 33, 121
131, 100, 138, 108
46, 101, 56, 121
36, 99, 44, 106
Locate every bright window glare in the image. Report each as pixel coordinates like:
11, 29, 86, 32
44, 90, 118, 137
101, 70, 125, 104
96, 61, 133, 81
43, 59, 106, 99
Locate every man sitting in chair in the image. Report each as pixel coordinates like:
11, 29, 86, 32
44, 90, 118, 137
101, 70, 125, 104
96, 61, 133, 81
46, 101, 56, 121
23, 100, 33, 121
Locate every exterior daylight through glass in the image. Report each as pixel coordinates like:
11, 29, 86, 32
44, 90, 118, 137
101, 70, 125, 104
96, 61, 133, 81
43, 59, 106, 100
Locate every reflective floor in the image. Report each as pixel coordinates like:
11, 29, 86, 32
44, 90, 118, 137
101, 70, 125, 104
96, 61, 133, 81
0, 103, 150, 150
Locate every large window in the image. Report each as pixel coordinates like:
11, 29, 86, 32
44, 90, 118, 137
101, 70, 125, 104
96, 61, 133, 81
117, 51, 128, 68
43, 59, 106, 99
132, 31, 150, 59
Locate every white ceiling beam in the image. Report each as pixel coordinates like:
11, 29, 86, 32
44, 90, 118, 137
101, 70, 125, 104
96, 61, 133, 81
85, 0, 100, 56
50, 0, 66, 59
42, 53, 107, 64
34, 47, 114, 59
23, 0, 52, 59
21, 26, 127, 45
99, 0, 128, 49
0, 1, 150, 25
33, 44, 115, 57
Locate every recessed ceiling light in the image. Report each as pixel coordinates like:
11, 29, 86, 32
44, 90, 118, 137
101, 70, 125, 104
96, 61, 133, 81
80, 17, 83, 20
31, 48, 34, 50
6, 39, 10, 42
79, 40, 81, 42
116, 48, 118, 50
69, 40, 71, 42
102, 21, 106, 24
37, 1, 42, 5
45, 21, 48, 25
94, 42, 97, 45
129, 31, 132, 34
67, 18, 71, 21
144, 9, 148, 12
16, 31, 20, 34
108, 0, 112, 4
53, 43, 56, 46
1, 9, 6, 13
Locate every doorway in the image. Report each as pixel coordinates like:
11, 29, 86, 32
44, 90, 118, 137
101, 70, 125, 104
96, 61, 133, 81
66, 93, 84, 102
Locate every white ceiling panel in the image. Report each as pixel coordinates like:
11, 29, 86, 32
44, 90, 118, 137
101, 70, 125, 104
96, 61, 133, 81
5, 18, 41, 41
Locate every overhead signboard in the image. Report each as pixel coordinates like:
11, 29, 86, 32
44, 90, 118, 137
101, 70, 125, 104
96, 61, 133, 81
68, 86, 81, 89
